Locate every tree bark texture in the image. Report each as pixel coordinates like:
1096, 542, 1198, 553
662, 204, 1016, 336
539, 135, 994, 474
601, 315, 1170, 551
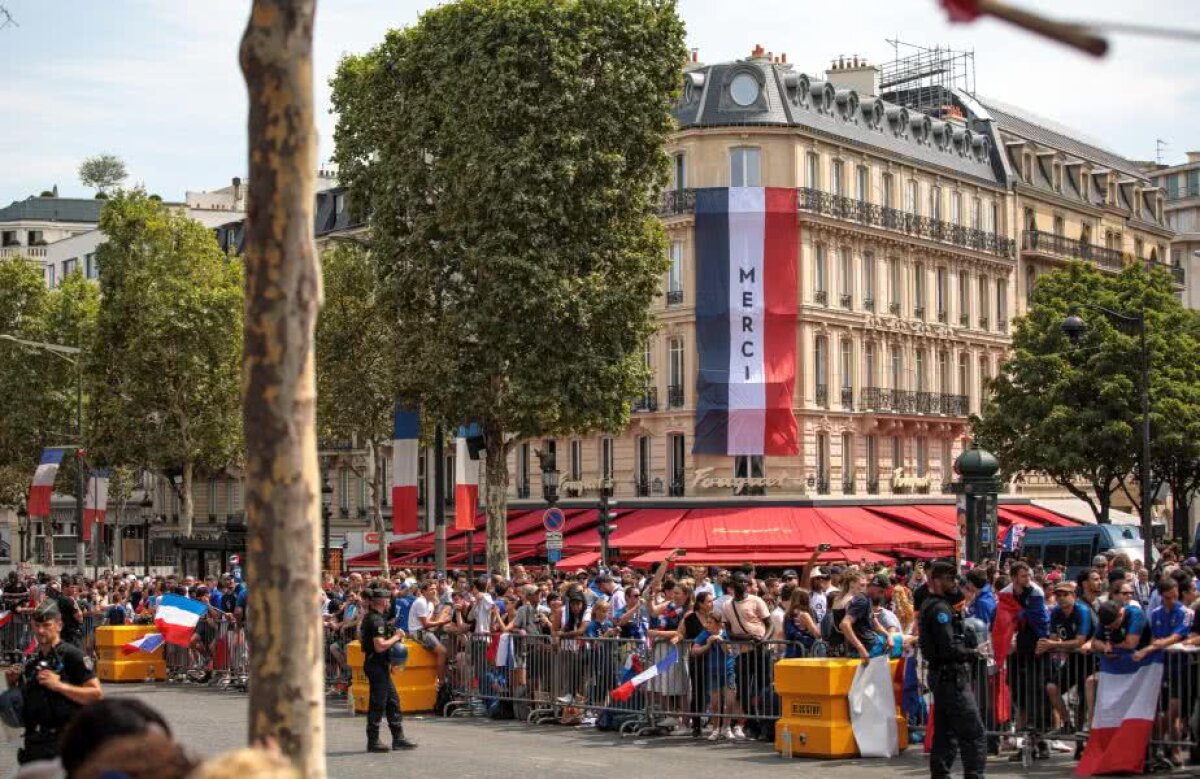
239, 2, 325, 776
368, 440, 389, 578
484, 420, 509, 578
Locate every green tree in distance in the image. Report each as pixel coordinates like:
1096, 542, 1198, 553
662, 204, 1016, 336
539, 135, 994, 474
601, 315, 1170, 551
332, 0, 685, 575
974, 262, 1200, 527
315, 243, 398, 575
87, 192, 243, 539
78, 153, 128, 196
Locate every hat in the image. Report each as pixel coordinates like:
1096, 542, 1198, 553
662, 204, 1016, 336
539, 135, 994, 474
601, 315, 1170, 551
1053, 581, 1077, 595
868, 574, 890, 589
810, 567, 829, 579
929, 560, 957, 579
1092, 555, 1108, 568
782, 569, 799, 578
33, 600, 61, 623
365, 587, 391, 600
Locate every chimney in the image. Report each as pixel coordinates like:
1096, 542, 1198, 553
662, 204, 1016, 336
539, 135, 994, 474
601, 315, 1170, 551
826, 55, 879, 97
1187, 151, 1200, 164
690, 47, 699, 63
751, 43, 765, 59
781, 52, 787, 64
232, 177, 243, 209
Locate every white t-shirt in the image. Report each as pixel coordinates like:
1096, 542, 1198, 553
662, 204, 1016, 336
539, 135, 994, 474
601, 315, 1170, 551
408, 595, 432, 633
607, 587, 626, 614
810, 590, 828, 623
472, 593, 496, 634
694, 581, 716, 599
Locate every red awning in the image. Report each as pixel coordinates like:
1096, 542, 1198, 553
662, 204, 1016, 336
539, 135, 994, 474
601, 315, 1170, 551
559, 508, 687, 552
552, 550, 601, 570
998, 504, 1074, 527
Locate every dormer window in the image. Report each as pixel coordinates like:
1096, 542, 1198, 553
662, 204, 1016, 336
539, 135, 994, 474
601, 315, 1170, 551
1053, 163, 1062, 193
1022, 155, 1032, 182
730, 72, 760, 107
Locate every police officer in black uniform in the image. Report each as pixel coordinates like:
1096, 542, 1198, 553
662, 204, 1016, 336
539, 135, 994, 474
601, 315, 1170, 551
361, 582, 416, 753
918, 560, 986, 779
5, 601, 103, 765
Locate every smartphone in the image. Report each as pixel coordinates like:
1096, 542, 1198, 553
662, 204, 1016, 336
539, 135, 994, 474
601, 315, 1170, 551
818, 543, 832, 552
674, 548, 687, 557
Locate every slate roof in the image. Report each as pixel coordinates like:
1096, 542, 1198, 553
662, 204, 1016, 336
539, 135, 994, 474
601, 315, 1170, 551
0, 197, 104, 224
673, 59, 1000, 184
977, 96, 1147, 180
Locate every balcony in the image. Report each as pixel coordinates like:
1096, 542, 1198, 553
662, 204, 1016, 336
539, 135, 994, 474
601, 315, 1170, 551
959, 312, 970, 327
936, 309, 947, 323
888, 301, 901, 315
816, 476, 830, 495
859, 387, 969, 417
666, 288, 684, 306
979, 316, 989, 330
815, 385, 829, 408
998, 319, 1009, 333
814, 289, 828, 305
632, 387, 658, 413
866, 478, 880, 495
913, 305, 926, 320
1022, 230, 1123, 272
667, 384, 685, 409
863, 297, 875, 312
1146, 260, 1185, 285
669, 479, 685, 497
634, 477, 651, 497
840, 293, 852, 309
0, 246, 47, 259
840, 386, 854, 410
842, 478, 856, 495
657, 188, 1016, 258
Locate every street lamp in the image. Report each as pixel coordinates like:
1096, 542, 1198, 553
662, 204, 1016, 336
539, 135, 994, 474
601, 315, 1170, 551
16, 501, 28, 564
1061, 305, 1154, 566
321, 472, 334, 571
537, 449, 558, 506
597, 478, 615, 570
140, 492, 154, 576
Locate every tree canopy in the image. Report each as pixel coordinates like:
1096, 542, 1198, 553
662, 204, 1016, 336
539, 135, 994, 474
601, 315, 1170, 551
332, 0, 685, 574
87, 191, 243, 536
78, 153, 127, 195
974, 262, 1200, 525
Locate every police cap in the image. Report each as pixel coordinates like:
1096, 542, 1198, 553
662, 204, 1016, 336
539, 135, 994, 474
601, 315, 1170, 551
32, 600, 61, 623
928, 560, 957, 579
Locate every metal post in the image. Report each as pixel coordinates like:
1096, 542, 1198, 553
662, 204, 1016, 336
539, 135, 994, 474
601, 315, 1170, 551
598, 489, 610, 570
467, 530, 475, 580
434, 425, 446, 574
143, 515, 150, 577
1140, 315, 1154, 567
75, 449, 86, 575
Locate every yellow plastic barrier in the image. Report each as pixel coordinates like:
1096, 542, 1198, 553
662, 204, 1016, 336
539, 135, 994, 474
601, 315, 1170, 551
346, 640, 438, 714
94, 625, 167, 682
772, 657, 908, 758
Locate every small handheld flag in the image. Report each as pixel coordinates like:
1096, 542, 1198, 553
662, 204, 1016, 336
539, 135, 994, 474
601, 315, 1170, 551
0, 610, 13, 629
122, 632, 165, 655
609, 647, 679, 702
153, 594, 209, 647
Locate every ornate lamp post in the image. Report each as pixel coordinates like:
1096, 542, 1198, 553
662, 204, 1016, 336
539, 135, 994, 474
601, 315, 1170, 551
321, 472, 334, 572
140, 492, 154, 576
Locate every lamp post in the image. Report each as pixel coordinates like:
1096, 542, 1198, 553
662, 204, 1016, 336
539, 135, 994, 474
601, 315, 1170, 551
321, 472, 334, 572
1062, 306, 1154, 566
140, 492, 154, 577
598, 478, 615, 570
537, 449, 559, 569
16, 501, 28, 564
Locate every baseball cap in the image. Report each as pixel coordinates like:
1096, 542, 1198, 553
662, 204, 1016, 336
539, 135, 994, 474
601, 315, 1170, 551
782, 569, 798, 579
829, 565, 844, 575
809, 567, 828, 579
1053, 581, 1077, 595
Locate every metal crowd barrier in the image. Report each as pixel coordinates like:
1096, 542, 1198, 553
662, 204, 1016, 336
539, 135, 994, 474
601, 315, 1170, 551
908, 645, 1200, 769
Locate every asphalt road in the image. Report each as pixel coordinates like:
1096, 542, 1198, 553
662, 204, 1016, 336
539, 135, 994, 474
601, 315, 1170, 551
0, 684, 1121, 778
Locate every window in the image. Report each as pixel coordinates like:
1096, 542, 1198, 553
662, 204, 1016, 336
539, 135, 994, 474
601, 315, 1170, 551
929, 186, 942, 221
951, 192, 961, 226
841, 432, 854, 489
864, 342, 877, 388
942, 441, 953, 483
839, 248, 852, 307
1025, 264, 1036, 304
856, 165, 869, 202
1024, 207, 1036, 233
1081, 173, 1090, 200
227, 480, 240, 515
1022, 155, 1032, 182
915, 349, 927, 392
1, 230, 16, 247
600, 437, 614, 481
840, 339, 853, 404
936, 267, 948, 319
672, 152, 686, 190
668, 241, 683, 299
882, 173, 894, 208
989, 200, 999, 233
971, 197, 982, 230
979, 356, 991, 401
996, 278, 1007, 327
888, 258, 901, 310
28, 230, 44, 246
815, 336, 829, 405
806, 152, 820, 189
1053, 163, 1062, 192
958, 353, 969, 396
668, 337, 684, 406
668, 434, 685, 493
730, 147, 761, 187
905, 180, 918, 214
207, 481, 218, 519
814, 244, 827, 299
816, 433, 829, 488
570, 440, 582, 481
636, 436, 651, 490
85, 253, 97, 279
359, 472, 368, 510
978, 275, 990, 327
866, 436, 878, 486
832, 159, 845, 197
938, 351, 950, 394
62, 258, 77, 276
913, 262, 926, 316
734, 455, 765, 495
339, 468, 349, 512
890, 346, 903, 390
916, 437, 928, 478
862, 251, 875, 305
1134, 237, 1144, 259
959, 271, 970, 324
1053, 215, 1064, 237
46, 264, 55, 288
892, 436, 903, 472
517, 443, 530, 492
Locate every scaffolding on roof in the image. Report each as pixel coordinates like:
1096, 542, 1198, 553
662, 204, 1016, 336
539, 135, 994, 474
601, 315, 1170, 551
879, 41, 976, 119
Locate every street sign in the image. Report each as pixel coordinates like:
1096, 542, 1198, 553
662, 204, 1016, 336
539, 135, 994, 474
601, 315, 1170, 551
542, 507, 566, 532
545, 531, 563, 550
547, 548, 562, 563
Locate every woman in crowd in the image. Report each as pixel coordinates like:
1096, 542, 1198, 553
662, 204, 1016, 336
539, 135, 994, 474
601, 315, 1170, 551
690, 592, 743, 740
783, 587, 822, 658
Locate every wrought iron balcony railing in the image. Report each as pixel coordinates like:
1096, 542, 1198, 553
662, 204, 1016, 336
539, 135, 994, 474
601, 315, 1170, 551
815, 289, 828, 305
632, 387, 658, 413
859, 387, 969, 417
840, 386, 854, 410
666, 288, 684, 306
667, 384, 685, 409
1022, 230, 1123, 272
815, 385, 829, 408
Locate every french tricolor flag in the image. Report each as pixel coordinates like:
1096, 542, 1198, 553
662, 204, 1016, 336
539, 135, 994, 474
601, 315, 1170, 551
153, 594, 209, 647
391, 406, 419, 534
1075, 658, 1163, 776
609, 647, 678, 702
28, 448, 65, 516
693, 188, 800, 456
122, 632, 165, 655
83, 470, 110, 543
0, 610, 13, 629
454, 426, 480, 532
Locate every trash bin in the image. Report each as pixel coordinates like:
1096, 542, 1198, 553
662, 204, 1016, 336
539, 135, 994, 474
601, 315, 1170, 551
346, 640, 438, 714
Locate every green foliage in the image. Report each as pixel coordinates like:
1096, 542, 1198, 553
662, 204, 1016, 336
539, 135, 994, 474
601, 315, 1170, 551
0, 260, 96, 477
78, 153, 127, 195
0, 464, 30, 508
87, 191, 244, 532
974, 262, 1200, 523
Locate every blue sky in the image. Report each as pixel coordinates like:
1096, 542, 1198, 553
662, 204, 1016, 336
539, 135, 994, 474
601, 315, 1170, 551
1, 0, 1197, 205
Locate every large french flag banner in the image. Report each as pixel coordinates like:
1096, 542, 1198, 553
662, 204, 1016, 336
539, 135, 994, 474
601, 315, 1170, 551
28, 447, 66, 516
693, 187, 800, 456
1075, 658, 1163, 776
391, 406, 420, 534
153, 594, 209, 647
83, 469, 110, 543
454, 426, 480, 532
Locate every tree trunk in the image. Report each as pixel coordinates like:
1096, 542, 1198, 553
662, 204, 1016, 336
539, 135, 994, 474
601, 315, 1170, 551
367, 439, 389, 578
1098, 490, 1111, 525
484, 420, 509, 578
239, 2, 325, 776
180, 461, 194, 538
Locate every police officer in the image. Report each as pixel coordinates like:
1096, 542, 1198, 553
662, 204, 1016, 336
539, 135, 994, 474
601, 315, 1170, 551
918, 560, 986, 779
361, 582, 416, 753
4, 601, 103, 765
